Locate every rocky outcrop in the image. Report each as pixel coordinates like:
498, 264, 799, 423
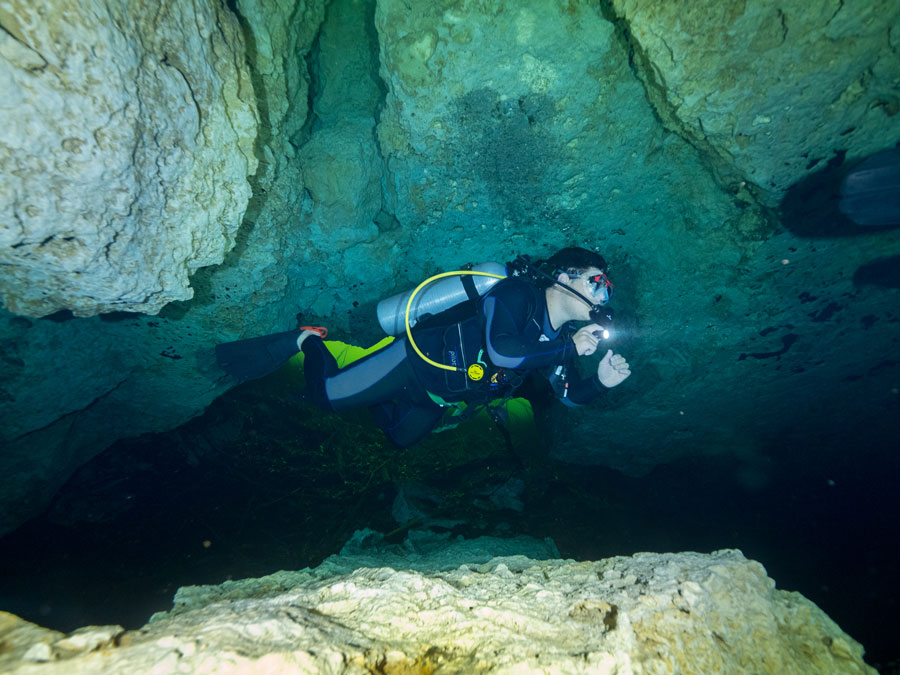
0, 0, 259, 317
0, 533, 874, 673
0, 0, 327, 536
608, 0, 900, 200
295, 0, 400, 309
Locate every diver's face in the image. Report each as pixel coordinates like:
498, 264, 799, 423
557, 266, 607, 319
573, 266, 612, 305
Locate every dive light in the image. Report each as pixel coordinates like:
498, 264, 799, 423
590, 307, 614, 340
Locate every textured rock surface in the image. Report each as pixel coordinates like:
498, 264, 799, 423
294, 0, 400, 318
0, 0, 259, 317
375, 0, 703, 272
0, 533, 874, 673
0, 0, 327, 536
609, 0, 900, 200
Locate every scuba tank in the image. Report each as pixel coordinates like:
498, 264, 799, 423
376, 261, 508, 336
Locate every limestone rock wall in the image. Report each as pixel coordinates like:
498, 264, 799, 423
0, 0, 327, 536
376, 0, 685, 276
608, 0, 900, 200
0, 0, 259, 317
0, 535, 875, 673
294, 0, 401, 318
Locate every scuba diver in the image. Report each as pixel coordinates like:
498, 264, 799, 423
216, 247, 632, 447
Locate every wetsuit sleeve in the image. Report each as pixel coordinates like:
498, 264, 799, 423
562, 371, 607, 406
482, 281, 575, 369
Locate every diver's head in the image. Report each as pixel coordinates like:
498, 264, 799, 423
537, 247, 614, 328
539, 247, 613, 306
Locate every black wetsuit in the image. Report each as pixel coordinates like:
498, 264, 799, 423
302, 277, 607, 447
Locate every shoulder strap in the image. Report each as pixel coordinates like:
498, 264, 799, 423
461, 274, 480, 302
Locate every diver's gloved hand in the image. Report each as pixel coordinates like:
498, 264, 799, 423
572, 323, 605, 356
597, 349, 631, 388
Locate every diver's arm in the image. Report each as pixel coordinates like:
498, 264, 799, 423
597, 349, 631, 388
571, 324, 608, 356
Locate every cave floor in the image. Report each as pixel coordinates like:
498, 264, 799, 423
1, 369, 897, 672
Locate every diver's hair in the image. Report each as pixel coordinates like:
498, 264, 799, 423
534, 247, 608, 288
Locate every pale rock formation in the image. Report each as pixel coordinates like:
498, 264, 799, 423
0, 0, 326, 549
0, 533, 874, 673
0, 0, 327, 536
609, 0, 900, 199
0, 0, 259, 317
234, 0, 325, 153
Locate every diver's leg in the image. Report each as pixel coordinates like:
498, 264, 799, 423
215, 330, 302, 382
371, 400, 445, 448
300, 336, 340, 409
302, 337, 419, 412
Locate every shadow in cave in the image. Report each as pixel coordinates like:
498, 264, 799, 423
779, 144, 899, 238
853, 254, 900, 290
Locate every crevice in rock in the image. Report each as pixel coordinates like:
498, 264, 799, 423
365, 0, 389, 127
825, 0, 845, 28
596, 0, 776, 232
160, 53, 203, 140
299, 0, 398, 243
7, 376, 129, 446
366, 0, 396, 229
297, 22, 324, 147
0, 15, 49, 73
182, 0, 273, 298
776, 9, 788, 45
222, 0, 271, 209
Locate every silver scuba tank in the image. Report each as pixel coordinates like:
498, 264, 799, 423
376, 261, 508, 336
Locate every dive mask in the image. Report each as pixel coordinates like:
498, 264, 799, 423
574, 273, 613, 305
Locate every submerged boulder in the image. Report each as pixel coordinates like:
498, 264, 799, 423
0, 532, 874, 673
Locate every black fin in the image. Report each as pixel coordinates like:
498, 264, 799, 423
215, 330, 301, 382
840, 147, 900, 226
